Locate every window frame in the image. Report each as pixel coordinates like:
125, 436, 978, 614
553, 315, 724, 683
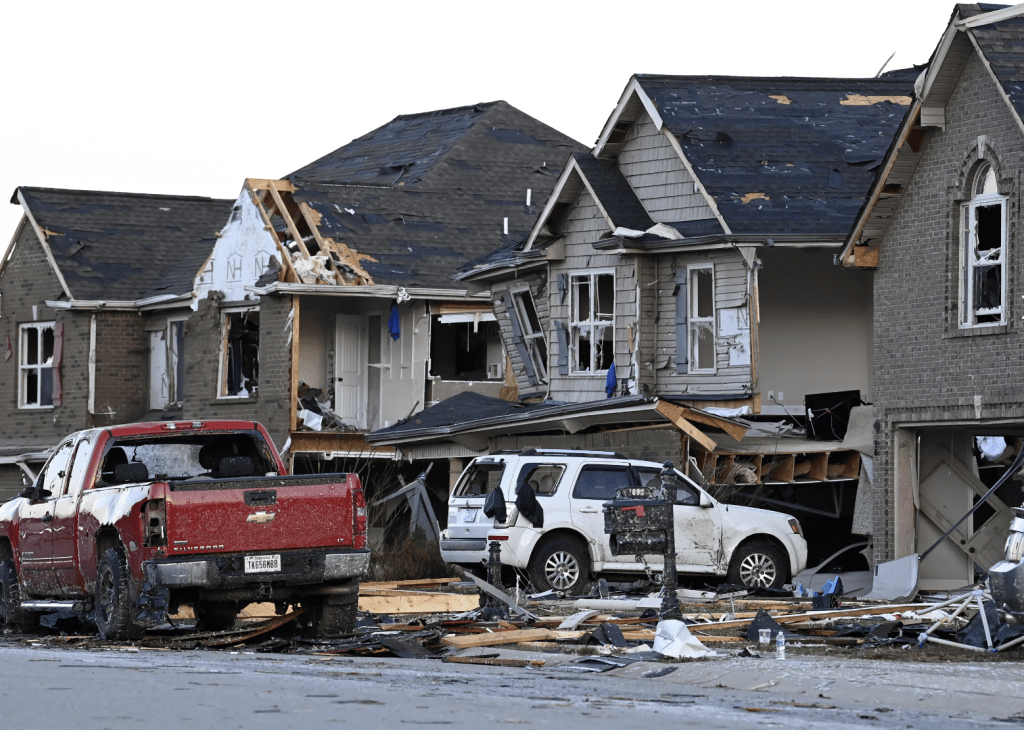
568, 270, 615, 375
959, 164, 1008, 329
687, 264, 717, 373
19, 321, 56, 409
218, 306, 260, 399
510, 288, 548, 383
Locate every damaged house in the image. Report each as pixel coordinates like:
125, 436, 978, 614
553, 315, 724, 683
0, 187, 230, 499
840, 3, 1024, 589
185, 101, 584, 491
371, 72, 916, 566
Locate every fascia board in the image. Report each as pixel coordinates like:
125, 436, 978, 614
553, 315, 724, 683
955, 4, 1024, 29
592, 77, 664, 158
245, 282, 488, 301
919, 23, 959, 104
17, 189, 73, 300
524, 156, 582, 251
839, 100, 923, 266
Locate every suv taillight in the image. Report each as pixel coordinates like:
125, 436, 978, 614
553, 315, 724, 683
353, 487, 367, 549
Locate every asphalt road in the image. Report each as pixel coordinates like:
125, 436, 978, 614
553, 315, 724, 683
1, 642, 1022, 729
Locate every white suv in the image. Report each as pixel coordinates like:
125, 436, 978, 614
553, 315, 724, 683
440, 449, 807, 594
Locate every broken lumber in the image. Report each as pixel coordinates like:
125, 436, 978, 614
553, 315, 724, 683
446, 656, 545, 668
361, 578, 461, 590
441, 629, 556, 648
359, 593, 479, 614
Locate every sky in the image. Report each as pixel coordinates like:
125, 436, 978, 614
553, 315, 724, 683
0, 0, 968, 244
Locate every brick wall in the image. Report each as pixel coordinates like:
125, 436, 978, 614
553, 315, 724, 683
872, 50, 1024, 561
90, 312, 149, 427
182, 292, 293, 453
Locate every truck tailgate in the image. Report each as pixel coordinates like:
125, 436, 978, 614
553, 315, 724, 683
164, 475, 356, 553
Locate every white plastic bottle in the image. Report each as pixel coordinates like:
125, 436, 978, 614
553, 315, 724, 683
776, 631, 786, 660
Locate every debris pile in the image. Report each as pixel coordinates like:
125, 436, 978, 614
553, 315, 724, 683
7, 577, 1024, 667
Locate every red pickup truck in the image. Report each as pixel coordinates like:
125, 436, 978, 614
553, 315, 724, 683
0, 420, 368, 639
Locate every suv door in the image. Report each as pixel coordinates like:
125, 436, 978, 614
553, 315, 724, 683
569, 463, 634, 565
637, 466, 723, 572
18, 439, 76, 596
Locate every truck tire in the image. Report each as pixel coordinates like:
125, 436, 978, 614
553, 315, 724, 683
95, 547, 143, 640
195, 602, 237, 631
305, 595, 357, 640
0, 558, 37, 632
727, 539, 788, 590
528, 536, 591, 595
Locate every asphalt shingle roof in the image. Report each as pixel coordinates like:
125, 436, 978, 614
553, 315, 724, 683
634, 74, 916, 236
572, 152, 654, 231
959, 5, 1024, 123
15, 187, 231, 301
284, 101, 584, 288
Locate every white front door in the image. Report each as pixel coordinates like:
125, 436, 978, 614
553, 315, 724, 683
149, 330, 168, 409
334, 315, 366, 428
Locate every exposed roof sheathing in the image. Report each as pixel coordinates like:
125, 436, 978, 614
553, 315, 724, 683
15, 187, 231, 301
634, 74, 915, 236
283, 101, 583, 288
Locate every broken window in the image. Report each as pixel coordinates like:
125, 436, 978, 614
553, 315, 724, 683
689, 265, 716, 372
150, 318, 187, 409
511, 290, 547, 382
569, 272, 614, 373
429, 318, 502, 381
221, 309, 259, 397
961, 163, 1007, 327
20, 322, 55, 407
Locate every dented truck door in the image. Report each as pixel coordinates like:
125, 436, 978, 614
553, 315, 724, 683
19, 439, 76, 595
52, 435, 94, 594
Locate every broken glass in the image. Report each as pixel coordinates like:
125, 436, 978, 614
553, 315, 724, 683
224, 311, 260, 396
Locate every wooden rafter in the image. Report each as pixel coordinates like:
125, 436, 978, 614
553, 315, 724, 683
243, 179, 298, 283
266, 183, 312, 260
655, 400, 717, 452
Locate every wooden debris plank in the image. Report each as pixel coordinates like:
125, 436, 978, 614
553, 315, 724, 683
441, 628, 556, 648
359, 593, 479, 614
362, 578, 461, 590
447, 656, 545, 668
686, 603, 929, 632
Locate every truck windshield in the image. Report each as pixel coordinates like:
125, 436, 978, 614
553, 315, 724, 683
97, 431, 276, 485
453, 462, 505, 497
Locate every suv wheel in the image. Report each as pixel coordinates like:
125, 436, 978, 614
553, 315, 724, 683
727, 540, 787, 589
528, 537, 591, 595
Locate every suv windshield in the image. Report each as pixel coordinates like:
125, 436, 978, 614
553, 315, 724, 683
453, 461, 505, 497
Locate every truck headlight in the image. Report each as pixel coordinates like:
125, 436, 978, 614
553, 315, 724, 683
788, 518, 804, 538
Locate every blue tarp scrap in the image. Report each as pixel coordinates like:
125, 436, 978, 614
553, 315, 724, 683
389, 303, 401, 341
605, 360, 617, 398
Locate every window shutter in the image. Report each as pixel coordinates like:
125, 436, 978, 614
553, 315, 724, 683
555, 320, 569, 376
675, 268, 688, 374
502, 293, 537, 385
53, 322, 64, 407
558, 273, 568, 304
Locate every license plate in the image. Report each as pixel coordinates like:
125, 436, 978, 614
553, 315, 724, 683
462, 509, 478, 523
244, 554, 281, 573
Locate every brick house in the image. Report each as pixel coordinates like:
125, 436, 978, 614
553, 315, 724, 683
0, 187, 230, 500
840, 3, 1024, 589
372, 73, 917, 567
182, 101, 583, 491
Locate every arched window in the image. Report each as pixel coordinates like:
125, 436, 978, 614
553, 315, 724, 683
960, 163, 1007, 327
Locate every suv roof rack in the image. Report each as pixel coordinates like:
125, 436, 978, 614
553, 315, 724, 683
516, 448, 629, 460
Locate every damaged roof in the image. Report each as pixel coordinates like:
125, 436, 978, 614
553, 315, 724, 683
958, 4, 1024, 121
15, 187, 230, 301
633, 74, 915, 236
283, 101, 583, 288
572, 153, 654, 232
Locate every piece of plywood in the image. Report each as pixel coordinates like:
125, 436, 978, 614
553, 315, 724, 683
440, 628, 556, 648
656, 400, 717, 452
359, 593, 479, 614
361, 578, 461, 590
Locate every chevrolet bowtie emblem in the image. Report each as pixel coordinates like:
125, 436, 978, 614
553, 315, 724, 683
246, 511, 276, 524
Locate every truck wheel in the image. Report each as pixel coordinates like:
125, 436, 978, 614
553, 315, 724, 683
528, 537, 591, 595
0, 558, 37, 632
95, 548, 143, 640
305, 596, 357, 640
727, 540, 787, 590
195, 603, 237, 631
